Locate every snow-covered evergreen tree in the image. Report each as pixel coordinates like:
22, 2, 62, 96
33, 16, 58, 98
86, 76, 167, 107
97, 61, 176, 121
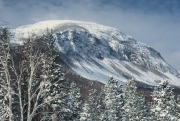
80, 89, 98, 121
123, 79, 148, 121
116, 83, 124, 120
99, 77, 124, 121
80, 101, 92, 121
177, 95, 180, 119
150, 80, 180, 121
96, 88, 105, 120
64, 82, 81, 120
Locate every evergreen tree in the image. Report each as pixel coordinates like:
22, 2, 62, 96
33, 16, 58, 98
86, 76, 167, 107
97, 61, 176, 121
177, 95, 180, 119
96, 88, 105, 120
80, 101, 92, 121
151, 80, 180, 121
116, 83, 124, 120
99, 77, 123, 121
65, 82, 81, 120
123, 79, 148, 121
80, 89, 98, 121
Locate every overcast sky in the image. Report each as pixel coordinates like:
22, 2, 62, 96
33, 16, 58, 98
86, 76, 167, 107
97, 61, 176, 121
0, 0, 180, 71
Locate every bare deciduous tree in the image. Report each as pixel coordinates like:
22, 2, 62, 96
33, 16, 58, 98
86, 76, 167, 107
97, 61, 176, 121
0, 28, 70, 121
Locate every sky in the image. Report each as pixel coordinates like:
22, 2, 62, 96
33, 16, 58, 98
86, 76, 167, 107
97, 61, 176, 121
0, 0, 180, 71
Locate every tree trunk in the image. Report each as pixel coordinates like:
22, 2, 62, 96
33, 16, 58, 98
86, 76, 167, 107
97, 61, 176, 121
5, 64, 13, 121
18, 80, 23, 121
27, 70, 33, 121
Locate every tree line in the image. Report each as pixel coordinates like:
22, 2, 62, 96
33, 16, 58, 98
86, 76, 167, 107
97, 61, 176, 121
80, 77, 180, 121
0, 28, 180, 121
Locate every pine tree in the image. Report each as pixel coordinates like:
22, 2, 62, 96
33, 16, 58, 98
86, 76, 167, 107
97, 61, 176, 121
177, 95, 180, 119
80, 101, 92, 121
96, 88, 105, 120
116, 83, 124, 120
80, 89, 98, 121
65, 82, 81, 121
123, 79, 148, 121
99, 77, 123, 121
151, 80, 180, 121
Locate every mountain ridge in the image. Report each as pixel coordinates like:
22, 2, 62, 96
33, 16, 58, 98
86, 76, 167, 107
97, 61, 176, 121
9, 20, 180, 86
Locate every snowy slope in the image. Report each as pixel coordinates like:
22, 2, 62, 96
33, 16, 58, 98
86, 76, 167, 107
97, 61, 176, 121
12, 20, 180, 86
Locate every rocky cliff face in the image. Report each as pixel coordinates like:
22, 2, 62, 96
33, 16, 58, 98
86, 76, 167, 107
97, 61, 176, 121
10, 20, 180, 86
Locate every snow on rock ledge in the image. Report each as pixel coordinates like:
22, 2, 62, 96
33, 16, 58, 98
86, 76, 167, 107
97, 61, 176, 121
11, 20, 180, 86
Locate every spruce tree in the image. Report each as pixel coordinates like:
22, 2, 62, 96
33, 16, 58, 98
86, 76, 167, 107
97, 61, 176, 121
65, 82, 81, 121
123, 79, 148, 121
177, 96, 180, 119
80, 89, 98, 121
151, 80, 180, 121
116, 83, 124, 120
96, 88, 105, 120
99, 77, 123, 121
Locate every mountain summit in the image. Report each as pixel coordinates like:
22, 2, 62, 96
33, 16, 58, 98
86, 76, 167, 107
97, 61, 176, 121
12, 20, 180, 86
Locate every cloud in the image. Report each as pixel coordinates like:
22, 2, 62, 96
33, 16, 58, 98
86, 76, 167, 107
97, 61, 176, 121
0, 0, 180, 70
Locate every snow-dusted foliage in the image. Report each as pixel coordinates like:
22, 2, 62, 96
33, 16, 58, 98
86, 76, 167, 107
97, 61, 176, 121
99, 77, 124, 121
0, 28, 71, 121
65, 82, 81, 120
80, 89, 98, 121
177, 96, 180, 116
80, 102, 92, 121
79, 77, 179, 121
20, 29, 70, 121
123, 79, 149, 121
1, 26, 180, 120
0, 28, 14, 121
151, 80, 180, 121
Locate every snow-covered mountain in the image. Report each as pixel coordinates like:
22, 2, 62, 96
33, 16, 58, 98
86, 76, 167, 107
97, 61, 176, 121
11, 20, 180, 86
